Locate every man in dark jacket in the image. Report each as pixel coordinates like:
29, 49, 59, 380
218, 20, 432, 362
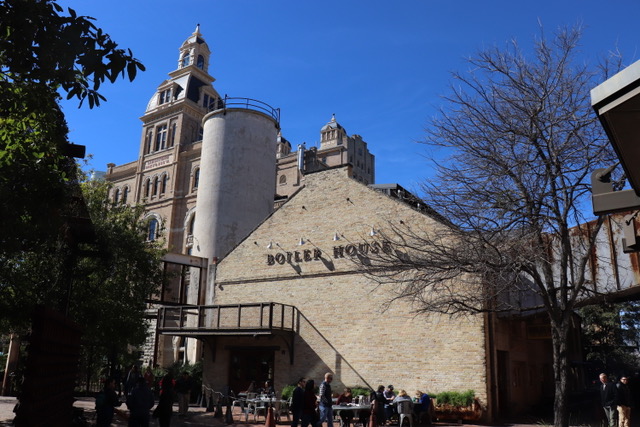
600, 373, 618, 427
126, 377, 155, 427
617, 376, 632, 427
290, 377, 306, 427
96, 378, 122, 427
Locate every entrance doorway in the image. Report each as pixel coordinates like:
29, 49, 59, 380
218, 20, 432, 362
228, 348, 275, 395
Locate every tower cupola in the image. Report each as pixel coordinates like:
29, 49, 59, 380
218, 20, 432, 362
320, 114, 347, 148
178, 24, 211, 73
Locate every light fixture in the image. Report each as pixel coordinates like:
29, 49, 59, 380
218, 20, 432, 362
369, 227, 377, 237
333, 232, 340, 241
266, 241, 273, 249
298, 237, 305, 246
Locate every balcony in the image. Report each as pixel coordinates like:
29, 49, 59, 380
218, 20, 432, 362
156, 302, 299, 363
157, 302, 297, 336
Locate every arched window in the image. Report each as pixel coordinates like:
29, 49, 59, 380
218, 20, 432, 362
161, 174, 168, 194
197, 55, 205, 69
181, 53, 190, 67
153, 177, 159, 196
279, 175, 287, 185
114, 188, 120, 204
193, 168, 200, 190
122, 186, 129, 204
148, 218, 159, 241
144, 179, 151, 198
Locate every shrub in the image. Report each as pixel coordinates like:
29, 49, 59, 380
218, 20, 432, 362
350, 387, 371, 397
434, 390, 475, 407
281, 384, 296, 401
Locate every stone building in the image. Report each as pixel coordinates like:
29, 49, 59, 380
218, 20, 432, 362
105, 26, 564, 421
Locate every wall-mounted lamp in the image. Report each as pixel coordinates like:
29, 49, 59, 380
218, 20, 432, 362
369, 227, 377, 237
298, 237, 305, 246
266, 241, 273, 249
333, 232, 340, 241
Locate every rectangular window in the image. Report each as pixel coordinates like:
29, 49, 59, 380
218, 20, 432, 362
159, 88, 172, 105
156, 124, 168, 150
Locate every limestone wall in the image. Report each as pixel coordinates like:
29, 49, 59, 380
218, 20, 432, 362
208, 168, 488, 404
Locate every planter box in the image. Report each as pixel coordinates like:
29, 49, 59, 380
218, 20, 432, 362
434, 398, 483, 422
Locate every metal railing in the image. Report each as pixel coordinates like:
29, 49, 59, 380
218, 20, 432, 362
209, 95, 280, 126
157, 302, 297, 334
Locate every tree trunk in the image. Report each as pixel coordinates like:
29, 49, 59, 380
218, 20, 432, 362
551, 315, 571, 427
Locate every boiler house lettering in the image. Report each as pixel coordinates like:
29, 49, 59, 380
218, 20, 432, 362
266, 241, 391, 266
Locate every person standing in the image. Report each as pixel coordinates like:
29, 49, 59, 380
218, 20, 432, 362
126, 377, 155, 427
318, 373, 334, 427
96, 377, 122, 427
301, 379, 317, 427
617, 376, 632, 427
291, 377, 306, 427
143, 366, 155, 391
383, 385, 396, 422
175, 371, 194, 417
600, 373, 619, 427
125, 365, 141, 396
154, 374, 175, 427
372, 385, 387, 426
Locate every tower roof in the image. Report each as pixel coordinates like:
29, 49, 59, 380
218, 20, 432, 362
181, 24, 207, 48
321, 114, 345, 133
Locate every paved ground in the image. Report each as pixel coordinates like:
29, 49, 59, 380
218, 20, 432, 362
0, 395, 550, 427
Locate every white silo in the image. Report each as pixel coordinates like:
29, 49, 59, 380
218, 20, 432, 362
192, 98, 279, 269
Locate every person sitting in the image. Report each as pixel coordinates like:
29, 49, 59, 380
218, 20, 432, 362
242, 380, 257, 394
413, 391, 431, 425
336, 388, 354, 427
394, 390, 413, 427
262, 380, 276, 396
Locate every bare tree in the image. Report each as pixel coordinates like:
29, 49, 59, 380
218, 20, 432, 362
362, 26, 622, 427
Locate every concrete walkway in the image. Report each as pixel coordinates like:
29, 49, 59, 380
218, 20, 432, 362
0, 396, 548, 427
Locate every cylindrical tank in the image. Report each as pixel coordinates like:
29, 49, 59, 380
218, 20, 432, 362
193, 101, 279, 265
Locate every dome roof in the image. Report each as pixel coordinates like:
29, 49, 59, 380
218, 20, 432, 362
321, 114, 345, 132
181, 24, 208, 50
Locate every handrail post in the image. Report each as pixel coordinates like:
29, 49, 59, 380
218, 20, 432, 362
280, 304, 284, 329
237, 304, 241, 328
269, 303, 274, 330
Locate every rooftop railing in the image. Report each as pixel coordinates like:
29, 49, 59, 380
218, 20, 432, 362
209, 95, 280, 126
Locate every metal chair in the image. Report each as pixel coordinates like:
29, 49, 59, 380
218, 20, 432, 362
275, 399, 291, 422
397, 400, 414, 427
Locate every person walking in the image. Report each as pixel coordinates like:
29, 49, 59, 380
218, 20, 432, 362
600, 373, 618, 427
617, 376, 632, 427
318, 373, 334, 427
154, 373, 175, 427
300, 379, 317, 427
175, 371, 194, 417
291, 377, 306, 427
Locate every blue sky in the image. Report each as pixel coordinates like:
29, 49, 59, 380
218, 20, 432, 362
58, 0, 640, 193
